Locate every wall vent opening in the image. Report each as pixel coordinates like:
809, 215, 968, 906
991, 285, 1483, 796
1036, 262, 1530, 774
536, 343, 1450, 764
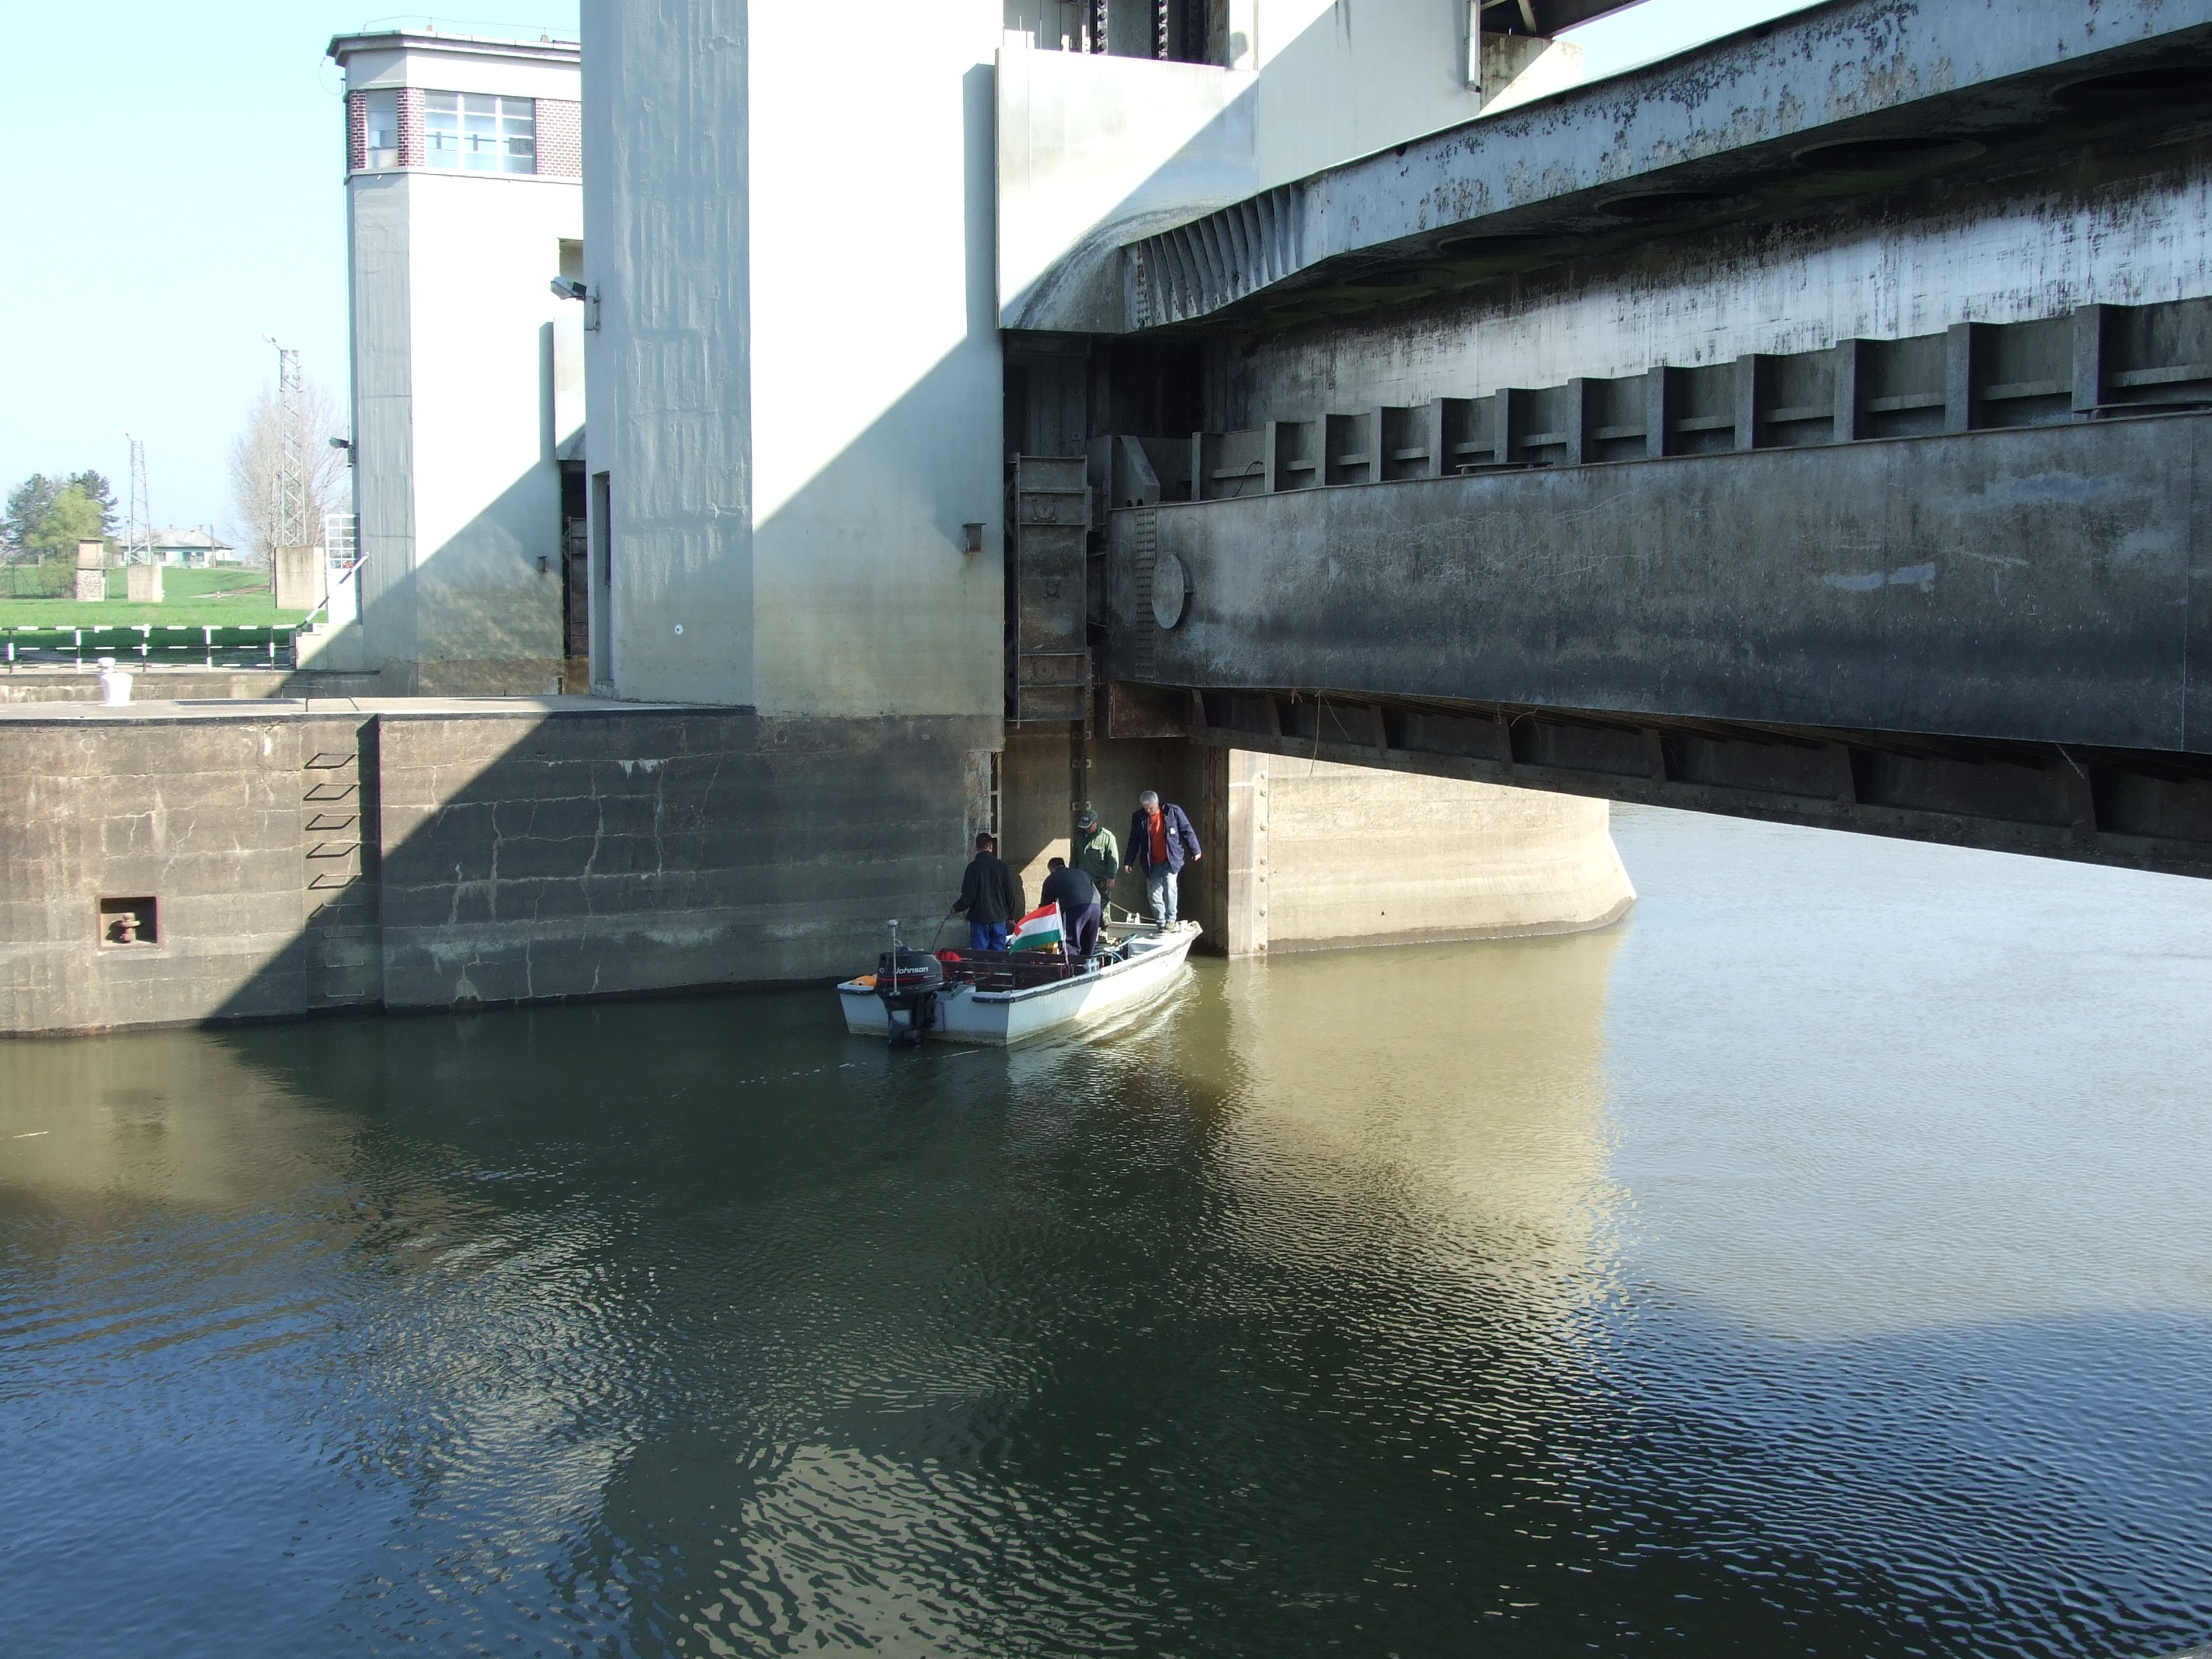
99, 896, 158, 948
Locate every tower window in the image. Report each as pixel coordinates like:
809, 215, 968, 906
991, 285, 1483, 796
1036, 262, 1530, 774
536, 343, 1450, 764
365, 89, 399, 169
425, 92, 537, 173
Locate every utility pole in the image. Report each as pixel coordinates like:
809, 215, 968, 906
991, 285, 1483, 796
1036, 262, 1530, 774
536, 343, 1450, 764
122, 435, 155, 567
265, 335, 307, 554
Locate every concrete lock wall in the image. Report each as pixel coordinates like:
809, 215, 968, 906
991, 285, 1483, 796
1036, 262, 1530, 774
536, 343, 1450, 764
0, 701, 994, 1037
583, 0, 1005, 719
273, 547, 322, 613
339, 38, 582, 695
0, 697, 1630, 1035
996, 730, 1633, 956
1247, 758, 1633, 952
0, 668, 392, 707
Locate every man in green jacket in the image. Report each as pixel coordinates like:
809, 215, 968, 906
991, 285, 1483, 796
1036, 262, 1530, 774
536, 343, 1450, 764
1071, 807, 1120, 907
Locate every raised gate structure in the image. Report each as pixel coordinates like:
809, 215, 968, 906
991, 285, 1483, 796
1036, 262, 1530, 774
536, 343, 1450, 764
1069, 0, 2212, 880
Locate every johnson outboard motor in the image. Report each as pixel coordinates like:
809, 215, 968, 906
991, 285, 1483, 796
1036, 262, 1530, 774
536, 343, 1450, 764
875, 921, 944, 1049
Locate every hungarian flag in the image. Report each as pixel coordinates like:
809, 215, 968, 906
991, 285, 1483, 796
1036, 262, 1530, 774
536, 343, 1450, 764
1008, 902, 1065, 952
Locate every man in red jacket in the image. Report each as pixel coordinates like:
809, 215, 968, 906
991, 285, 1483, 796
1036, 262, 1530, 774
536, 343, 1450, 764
1128, 790, 1201, 928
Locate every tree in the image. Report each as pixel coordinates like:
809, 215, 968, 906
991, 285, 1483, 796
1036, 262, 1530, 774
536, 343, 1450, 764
67, 471, 117, 537
4, 475, 112, 564
22, 485, 106, 562
3, 475, 59, 560
228, 377, 349, 563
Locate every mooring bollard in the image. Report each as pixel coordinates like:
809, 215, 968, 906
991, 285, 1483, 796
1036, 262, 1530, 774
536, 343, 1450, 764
97, 656, 133, 706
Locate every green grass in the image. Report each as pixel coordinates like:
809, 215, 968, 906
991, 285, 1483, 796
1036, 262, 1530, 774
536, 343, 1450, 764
159, 568, 276, 600
0, 567, 310, 628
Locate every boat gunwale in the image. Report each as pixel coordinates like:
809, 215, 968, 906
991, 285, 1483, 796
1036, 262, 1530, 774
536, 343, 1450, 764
836, 927, 1195, 1007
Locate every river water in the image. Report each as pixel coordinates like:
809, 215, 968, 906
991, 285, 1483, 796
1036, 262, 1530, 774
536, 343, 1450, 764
4, 806, 2210, 1658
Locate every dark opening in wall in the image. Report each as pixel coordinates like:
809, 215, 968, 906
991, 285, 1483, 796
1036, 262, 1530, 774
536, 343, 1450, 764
1003, 0, 1220, 63
560, 463, 589, 687
99, 896, 158, 948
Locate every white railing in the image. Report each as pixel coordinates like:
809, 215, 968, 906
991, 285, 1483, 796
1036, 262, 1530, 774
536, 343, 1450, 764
313, 513, 363, 629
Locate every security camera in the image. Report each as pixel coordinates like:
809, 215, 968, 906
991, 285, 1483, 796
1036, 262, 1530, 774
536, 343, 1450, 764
550, 277, 589, 302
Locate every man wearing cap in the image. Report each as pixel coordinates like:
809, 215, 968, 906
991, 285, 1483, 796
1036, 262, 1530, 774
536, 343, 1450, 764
1071, 807, 1120, 903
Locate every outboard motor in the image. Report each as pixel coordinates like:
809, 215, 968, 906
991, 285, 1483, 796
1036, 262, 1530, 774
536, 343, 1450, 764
875, 932, 944, 1049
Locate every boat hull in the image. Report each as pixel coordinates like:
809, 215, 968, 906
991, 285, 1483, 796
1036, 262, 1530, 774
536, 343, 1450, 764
840, 924, 1198, 1046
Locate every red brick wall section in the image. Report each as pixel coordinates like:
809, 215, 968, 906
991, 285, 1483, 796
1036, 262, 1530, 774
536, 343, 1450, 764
397, 86, 426, 169
536, 99, 581, 178
346, 89, 367, 175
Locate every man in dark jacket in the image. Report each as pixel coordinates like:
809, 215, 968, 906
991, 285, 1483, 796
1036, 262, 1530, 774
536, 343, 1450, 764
949, 831, 1021, 951
1040, 856, 1102, 962
1128, 790, 1201, 928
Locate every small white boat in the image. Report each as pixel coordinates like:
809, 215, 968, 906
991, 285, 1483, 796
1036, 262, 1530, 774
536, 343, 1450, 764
840, 920, 1199, 1047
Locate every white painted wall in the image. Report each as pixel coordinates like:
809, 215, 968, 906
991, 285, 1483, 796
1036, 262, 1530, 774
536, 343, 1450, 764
999, 0, 1587, 331
1243, 0, 1483, 185
403, 174, 577, 685
586, 0, 1006, 719
580, 1, 753, 706
999, 47, 1257, 332
338, 36, 582, 693
340, 37, 582, 102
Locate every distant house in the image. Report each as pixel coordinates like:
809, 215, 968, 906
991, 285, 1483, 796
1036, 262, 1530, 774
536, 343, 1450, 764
148, 527, 238, 568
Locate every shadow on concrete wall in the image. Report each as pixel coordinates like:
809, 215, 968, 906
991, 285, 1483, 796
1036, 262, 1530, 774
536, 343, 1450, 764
319, 326, 571, 695
174, 704, 1001, 1030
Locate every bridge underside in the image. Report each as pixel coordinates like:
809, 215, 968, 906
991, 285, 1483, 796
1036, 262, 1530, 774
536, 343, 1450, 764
1104, 411, 2212, 879
1111, 682, 2212, 881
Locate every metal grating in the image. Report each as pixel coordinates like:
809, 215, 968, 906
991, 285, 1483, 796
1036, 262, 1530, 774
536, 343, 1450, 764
1125, 186, 1304, 329
1130, 509, 1159, 683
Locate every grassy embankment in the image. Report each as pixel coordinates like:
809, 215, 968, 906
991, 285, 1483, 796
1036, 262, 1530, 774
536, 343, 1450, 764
0, 566, 311, 628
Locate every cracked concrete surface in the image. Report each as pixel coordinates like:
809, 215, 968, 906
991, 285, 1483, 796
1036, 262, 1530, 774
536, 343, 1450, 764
0, 699, 996, 1034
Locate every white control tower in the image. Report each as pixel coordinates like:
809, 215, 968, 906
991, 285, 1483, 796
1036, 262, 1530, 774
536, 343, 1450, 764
326, 30, 585, 694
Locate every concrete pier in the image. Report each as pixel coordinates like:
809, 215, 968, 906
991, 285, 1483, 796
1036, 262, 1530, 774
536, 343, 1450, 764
1224, 758, 1633, 955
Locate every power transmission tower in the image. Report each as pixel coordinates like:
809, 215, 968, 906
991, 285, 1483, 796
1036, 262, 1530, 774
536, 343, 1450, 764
122, 435, 155, 566
265, 335, 307, 551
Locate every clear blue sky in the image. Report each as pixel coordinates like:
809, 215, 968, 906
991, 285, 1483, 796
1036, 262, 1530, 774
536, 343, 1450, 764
0, 0, 1810, 541
0, 6, 579, 538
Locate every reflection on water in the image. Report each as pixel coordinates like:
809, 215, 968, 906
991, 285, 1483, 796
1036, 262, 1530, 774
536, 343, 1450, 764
1213, 930, 1624, 1292
2, 808, 2210, 1657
